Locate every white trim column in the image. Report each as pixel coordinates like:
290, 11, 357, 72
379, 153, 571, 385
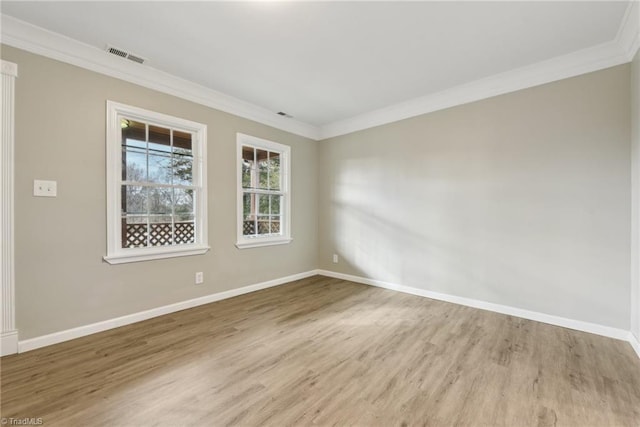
1, 60, 18, 356
629, 4, 640, 356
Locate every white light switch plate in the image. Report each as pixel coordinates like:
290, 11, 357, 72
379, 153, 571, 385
33, 180, 57, 197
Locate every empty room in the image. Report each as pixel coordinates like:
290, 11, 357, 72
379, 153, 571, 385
1, 1, 640, 426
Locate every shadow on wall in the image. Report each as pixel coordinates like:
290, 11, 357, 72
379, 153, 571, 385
326, 156, 621, 322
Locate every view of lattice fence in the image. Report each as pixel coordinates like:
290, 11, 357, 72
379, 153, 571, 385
123, 219, 281, 247
122, 221, 195, 248
242, 220, 280, 236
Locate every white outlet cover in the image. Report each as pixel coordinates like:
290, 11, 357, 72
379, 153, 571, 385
195, 272, 204, 284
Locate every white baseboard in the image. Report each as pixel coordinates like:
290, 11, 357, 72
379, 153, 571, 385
18, 270, 320, 353
629, 333, 640, 359
317, 270, 631, 342
13, 269, 640, 361
1, 330, 18, 356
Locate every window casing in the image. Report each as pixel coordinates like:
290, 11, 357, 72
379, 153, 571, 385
104, 101, 208, 264
236, 133, 291, 249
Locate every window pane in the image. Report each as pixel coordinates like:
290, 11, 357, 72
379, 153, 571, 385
257, 149, 269, 189
122, 147, 147, 182
242, 146, 255, 189
175, 215, 195, 244
270, 195, 281, 215
270, 216, 281, 234
148, 125, 171, 153
122, 120, 147, 182
173, 130, 192, 152
121, 185, 147, 215
147, 125, 172, 184
172, 151, 193, 186
242, 191, 255, 236
149, 215, 173, 246
243, 192, 253, 218
242, 219, 255, 236
257, 215, 270, 234
242, 161, 252, 189
172, 130, 193, 186
269, 152, 280, 191
174, 188, 194, 221
122, 215, 148, 248
121, 202, 148, 248
148, 187, 172, 215
148, 153, 172, 184
258, 193, 269, 215
121, 120, 146, 148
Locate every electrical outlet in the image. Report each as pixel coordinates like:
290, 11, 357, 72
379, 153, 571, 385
195, 272, 204, 285
332, 254, 339, 263
33, 179, 57, 197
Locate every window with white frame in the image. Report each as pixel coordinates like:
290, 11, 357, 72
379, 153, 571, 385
236, 133, 291, 248
104, 101, 208, 264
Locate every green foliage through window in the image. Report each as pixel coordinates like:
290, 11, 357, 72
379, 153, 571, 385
241, 145, 283, 237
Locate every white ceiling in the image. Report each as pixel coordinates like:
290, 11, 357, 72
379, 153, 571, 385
0, 1, 633, 135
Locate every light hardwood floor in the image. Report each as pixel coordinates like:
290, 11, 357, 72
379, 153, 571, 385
1, 275, 639, 426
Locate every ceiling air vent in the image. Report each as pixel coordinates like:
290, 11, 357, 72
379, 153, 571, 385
106, 45, 147, 64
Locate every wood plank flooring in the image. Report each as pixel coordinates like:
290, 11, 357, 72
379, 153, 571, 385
1, 275, 639, 426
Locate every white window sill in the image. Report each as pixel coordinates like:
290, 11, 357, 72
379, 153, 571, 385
235, 238, 292, 249
104, 245, 210, 264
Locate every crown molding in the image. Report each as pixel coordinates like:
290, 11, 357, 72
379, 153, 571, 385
319, 2, 640, 140
617, 1, 640, 61
2, 7, 638, 143
0, 15, 321, 141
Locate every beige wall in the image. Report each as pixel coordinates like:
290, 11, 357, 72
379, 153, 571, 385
1, 45, 318, 339
318, 65, 631, 329
632, 50, 640, 340
2, 43, 635, 341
